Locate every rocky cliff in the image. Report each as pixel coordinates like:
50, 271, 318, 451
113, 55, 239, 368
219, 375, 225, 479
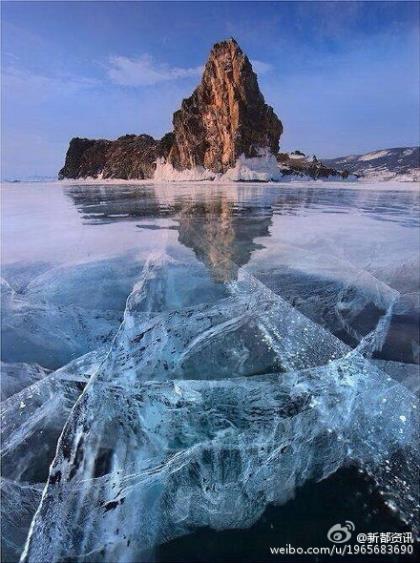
59, 134, 173, 180
59, 38, 282, 180
277, 152, 350, 180
167, 38, 282, 173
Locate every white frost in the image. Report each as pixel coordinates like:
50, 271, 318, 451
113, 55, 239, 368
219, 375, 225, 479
153, 150, 283, 183
153, 158, 217, 182
220, 151, 282, 182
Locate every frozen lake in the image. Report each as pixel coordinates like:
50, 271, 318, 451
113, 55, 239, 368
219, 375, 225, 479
1, 180, 419, 562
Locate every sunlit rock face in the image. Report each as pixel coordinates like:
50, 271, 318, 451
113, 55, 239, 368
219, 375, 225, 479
168, 38, 283, 173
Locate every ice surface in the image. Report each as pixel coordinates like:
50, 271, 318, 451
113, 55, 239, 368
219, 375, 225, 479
1, 274, 119, 369
21, 252, 419, 562
1, 350, 106, 561
1, 182, 418, 562
1, 350, 105, 480
372, 360, 419, 394
0, 362, 50, 402
1, 249, 159, 369
1, 480, 43, 563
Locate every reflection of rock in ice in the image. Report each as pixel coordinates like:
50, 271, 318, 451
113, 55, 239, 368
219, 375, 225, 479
64, 184, 418, 358
65, 185, 274, 283
64, 184, 166, 224
177, 192, 272, 282
20, 253, 418, 563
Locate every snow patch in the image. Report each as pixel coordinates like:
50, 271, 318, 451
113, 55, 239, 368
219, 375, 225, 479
289, 153, 306, 160
153, 158, 217, 182
358, 150, 390, 162
220, 152, 282, 182
358, 168, 420, 183
154, 150, 282, 182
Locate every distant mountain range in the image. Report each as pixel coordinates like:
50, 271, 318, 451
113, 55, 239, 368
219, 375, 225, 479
323, 147, 419, 181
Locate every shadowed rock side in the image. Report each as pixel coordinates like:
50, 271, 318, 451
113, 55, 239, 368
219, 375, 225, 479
168, 38, 282, 173
58, 138, 110, 180
58, 134, 174, 180
58, 38, 282, 180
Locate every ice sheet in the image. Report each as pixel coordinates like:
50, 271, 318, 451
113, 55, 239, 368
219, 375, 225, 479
1, 181, 418, 563
21, 252, 418, 562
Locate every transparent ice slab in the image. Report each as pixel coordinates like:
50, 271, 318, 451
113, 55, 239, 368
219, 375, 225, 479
18, 253, 418, 563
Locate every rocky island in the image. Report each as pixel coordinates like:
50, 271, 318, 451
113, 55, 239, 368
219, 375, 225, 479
59, 38, 347, 181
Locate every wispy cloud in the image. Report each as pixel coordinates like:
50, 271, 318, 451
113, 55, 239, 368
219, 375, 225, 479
2, 66, 99, 103
250, 59, 272, 75
107, 54, 203, 87
107, 54, 273, 87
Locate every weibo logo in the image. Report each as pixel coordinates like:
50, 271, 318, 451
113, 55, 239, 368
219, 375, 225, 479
327, 521, 355, 543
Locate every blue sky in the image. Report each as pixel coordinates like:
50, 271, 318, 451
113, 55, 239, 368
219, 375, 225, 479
1, 1, 419, 178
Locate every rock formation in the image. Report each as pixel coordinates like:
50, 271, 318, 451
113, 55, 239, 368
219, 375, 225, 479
277, 152, 350, 179
59, 134, 173, 180
167, 38, 282, 173
59, 38, 283, 180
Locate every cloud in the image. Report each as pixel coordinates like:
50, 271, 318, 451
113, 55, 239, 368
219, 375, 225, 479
250, 59, 272, 75
107, 54, 273, 87
107, 54, 203, 86
2, 66, 99, 104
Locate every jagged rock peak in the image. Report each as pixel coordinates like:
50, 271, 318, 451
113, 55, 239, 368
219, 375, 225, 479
168, 38, 283, 173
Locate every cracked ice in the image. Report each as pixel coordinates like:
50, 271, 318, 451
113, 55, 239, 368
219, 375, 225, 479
1, 182, 418, 562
